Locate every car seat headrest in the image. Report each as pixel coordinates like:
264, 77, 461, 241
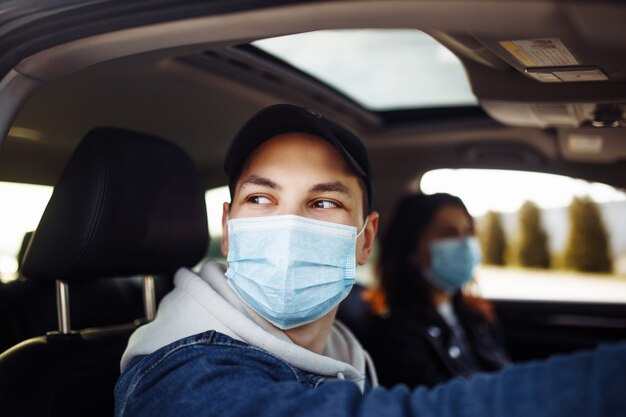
22, 128, 209, 281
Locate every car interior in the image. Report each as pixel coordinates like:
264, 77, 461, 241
0, 1, 625, 416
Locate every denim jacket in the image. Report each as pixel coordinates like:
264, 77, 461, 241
115, 329, 626, 417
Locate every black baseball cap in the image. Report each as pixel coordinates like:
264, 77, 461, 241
224, 104, 372, 209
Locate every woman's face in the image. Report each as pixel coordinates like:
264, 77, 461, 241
413, 205, 473, 268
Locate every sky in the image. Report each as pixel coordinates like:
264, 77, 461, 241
420, 169, 626, 217
254, 29, 477, 110
0, 182, 52, 276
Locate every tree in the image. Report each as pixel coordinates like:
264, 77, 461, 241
517, 201, 550, 268
563, 197, 612, 273
479, 211, 507, 265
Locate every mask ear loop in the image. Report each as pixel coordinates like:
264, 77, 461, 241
356, 216, 369, 238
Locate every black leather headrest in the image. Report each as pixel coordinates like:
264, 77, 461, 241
22, 128, 209, 281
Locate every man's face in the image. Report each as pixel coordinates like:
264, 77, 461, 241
221, 132, 377, 265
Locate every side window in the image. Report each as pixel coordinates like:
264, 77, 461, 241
0, 182, 53, 282
204, 185, 230, 261
420, 169, 626, 303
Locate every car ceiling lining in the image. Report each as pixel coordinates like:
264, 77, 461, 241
1, 0, 626, 189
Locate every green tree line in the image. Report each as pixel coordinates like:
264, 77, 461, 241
478, 197, 612, 273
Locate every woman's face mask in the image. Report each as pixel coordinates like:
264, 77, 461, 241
413, 205, 480, 292
423, 236, 482, 292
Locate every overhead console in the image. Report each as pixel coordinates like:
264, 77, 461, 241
473, 33, 626, 129
431, 1, 626, 130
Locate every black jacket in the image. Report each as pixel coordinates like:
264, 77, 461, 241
361, 294, 510, 388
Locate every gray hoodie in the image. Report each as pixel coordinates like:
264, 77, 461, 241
121, 261, 378, 391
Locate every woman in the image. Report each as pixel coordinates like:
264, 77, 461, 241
362, 192, 510, 388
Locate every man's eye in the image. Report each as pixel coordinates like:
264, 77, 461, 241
312, 200, 338, 209
248, 195, 272, 205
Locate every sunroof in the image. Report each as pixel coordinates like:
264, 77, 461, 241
253, 29, 477, 111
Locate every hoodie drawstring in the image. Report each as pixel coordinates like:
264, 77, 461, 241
363, 350, 379, 388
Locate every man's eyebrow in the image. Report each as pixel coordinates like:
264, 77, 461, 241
239, 175, 282, 190
309, 181, 351, 196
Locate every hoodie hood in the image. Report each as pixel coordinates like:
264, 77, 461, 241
121, 261, 377, 391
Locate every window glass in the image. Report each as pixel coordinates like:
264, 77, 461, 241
0, 182, 53, 282
204, 186, 230, 261
253, 29, 477, 111
205, 185, 230, 237
420, 169, 626, 302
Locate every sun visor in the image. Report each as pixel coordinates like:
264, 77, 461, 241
484, 37, 624, 84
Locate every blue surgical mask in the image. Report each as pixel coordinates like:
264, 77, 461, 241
225, 214, 367, 329
424, 236, 482, 292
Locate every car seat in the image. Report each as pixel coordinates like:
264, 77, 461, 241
0, 127, 208, 417
0, 231, 148, 352
336, 282, 374, 342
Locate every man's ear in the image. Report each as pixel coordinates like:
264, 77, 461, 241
220, 202, 230, 257
357, 211, 379, 265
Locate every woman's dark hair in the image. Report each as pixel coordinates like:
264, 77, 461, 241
375, 192, 472, 314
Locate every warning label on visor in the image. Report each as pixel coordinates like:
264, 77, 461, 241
500, 38, 579, 67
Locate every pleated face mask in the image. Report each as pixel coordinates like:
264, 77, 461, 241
424, 236, 482, 292
225, 214, 367, 329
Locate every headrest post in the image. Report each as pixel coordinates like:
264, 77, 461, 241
55, 280, 71, 334
143, 275, 156, 321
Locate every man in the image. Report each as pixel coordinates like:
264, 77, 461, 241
115, 104, 626, 416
